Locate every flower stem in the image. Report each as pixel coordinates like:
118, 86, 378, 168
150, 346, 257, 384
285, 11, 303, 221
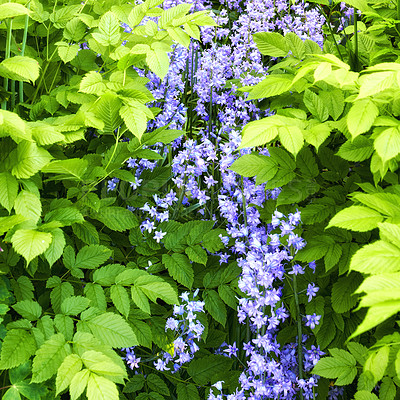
293, 272, 304, 400
1, 19, 13, 110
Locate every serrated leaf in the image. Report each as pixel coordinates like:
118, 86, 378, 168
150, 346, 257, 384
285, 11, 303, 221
347, 99, 378, 138
31, 333, 71, 383
58, 43, 80, 63
239, 118, 279, 149
56, 354, 82, 396
303, 89, 329, 122
80, 71, 106, 95
13, 300, 42, 320
0, 172, 18, 213
350, 240, 400, 274
129, 319, 152, 349
61, 296, 90, 315
54, 314, 74, 341
147, 374, 170, 396
72, 222, 99, 245
204, 290, 226, 326
177, 383, 200, 400
95, 207, 138, 232
253, 31, 288, 57
12, 141, 52, 179
44, 228, 66, 267
185, 245, 207, 265
110, 285, 130, 317
120, 104, 147, 140
81, 350, 125, 377
0, 3, 30, 19
70, 369, 90, 400
332, 273, 363, 313
146, 49, 170, 79
0, 56, 40, 83
11, 229, 52, 265
74, 245, 112, 270
188, 355, 233, 385
93, 264, 125, 286
0, 329, 36, 369
337, 136, 374, 161
42, 159, 88, 180
93, 11, 120, 46
87, 313, 138, 347
328, 206, 383, 232
87, 373, 118, 400
84, 284, 107, 311
374, 126, 400, 163
364, 346, 389, 383
162, 253, 194, 288
50, 281, 74, 314
278, 125, 304, 156
14, 191, 41, 224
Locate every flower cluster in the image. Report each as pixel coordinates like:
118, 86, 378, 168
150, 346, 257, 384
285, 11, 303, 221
154, 290, 205, 372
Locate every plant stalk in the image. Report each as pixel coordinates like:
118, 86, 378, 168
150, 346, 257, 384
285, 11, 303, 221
293, 272, 304, 400
19, 5, 30, 104
1, 19, 13, 110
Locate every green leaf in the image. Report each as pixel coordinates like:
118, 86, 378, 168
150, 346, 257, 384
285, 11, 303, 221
245, 75, 292, 100
319, 89, 344, 120
229, 154, 277, 179
278, 125, 304, 156
120, 104, 147, 141
92, 11, 120, 46
3, 387, 20, 400
70, 369, 90, 400
110, 285, 130, 318
13, 300, 42, 320
28, 121, 65, 145
253, 32, 288, 57
44, 228, 66, 267
12, 141, 52, 179
285, 32, 305, 59
350, 240, 400, 274
124, 375, 145, 393
42, 159, 88, 180
379, 223, 400, 248
84, 284, 107, 311
130, 319, 152, 349
0, 172, 18, 213
81, 350, 125, 377
72, 222, 99, 245
94, 93, 122, 134
75, 245, 112, 269
331, 273, 363, 313
364, 346, 389, 383
239, 118, 279, 149
354, 391, 378, 400
146, 48, 170, 79
380, 377, 396, 400
337, 136, 374, 161
316, 312, 336, 349
176, 383, 200, 400
87, 312, 138, 347
357, 71, 395, 99
61, 296, 90, 315
95, 207, 138, 232
0, 329, 36, 369
204, 290, 227, 326
131, 286, 150, 314
31, 333, 71, 383
0, 3, 30, 19
87, 373, 118, 400
0, 56, 40, 83
93, 264, 125, 286
56, 354, 83, 396
14, 191, 41, 224
147, 374, 170, 396
328, 205, 384, 232
374, 126, 400, 163
312, 349, 357, 385
80, 71, 106, 95
303, 122, 331, 150
347, 99, 378, 138
54, 314, 74, 341
11, 229, 52, 265
58, 43, 80, 63
218, 284, 237, 309
188, 355, 233, 385
162, 253, 194, 288
185, 245, 207, 265
135, 276, 178, 305
303, 89, 329, 122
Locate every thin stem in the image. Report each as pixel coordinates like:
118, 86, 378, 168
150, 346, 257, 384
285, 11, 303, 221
19, 4, 30, 103
10, 80, 15, 109
1, 19, 13, 110
317, 5, 343, 61
293, 272, 304, 400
